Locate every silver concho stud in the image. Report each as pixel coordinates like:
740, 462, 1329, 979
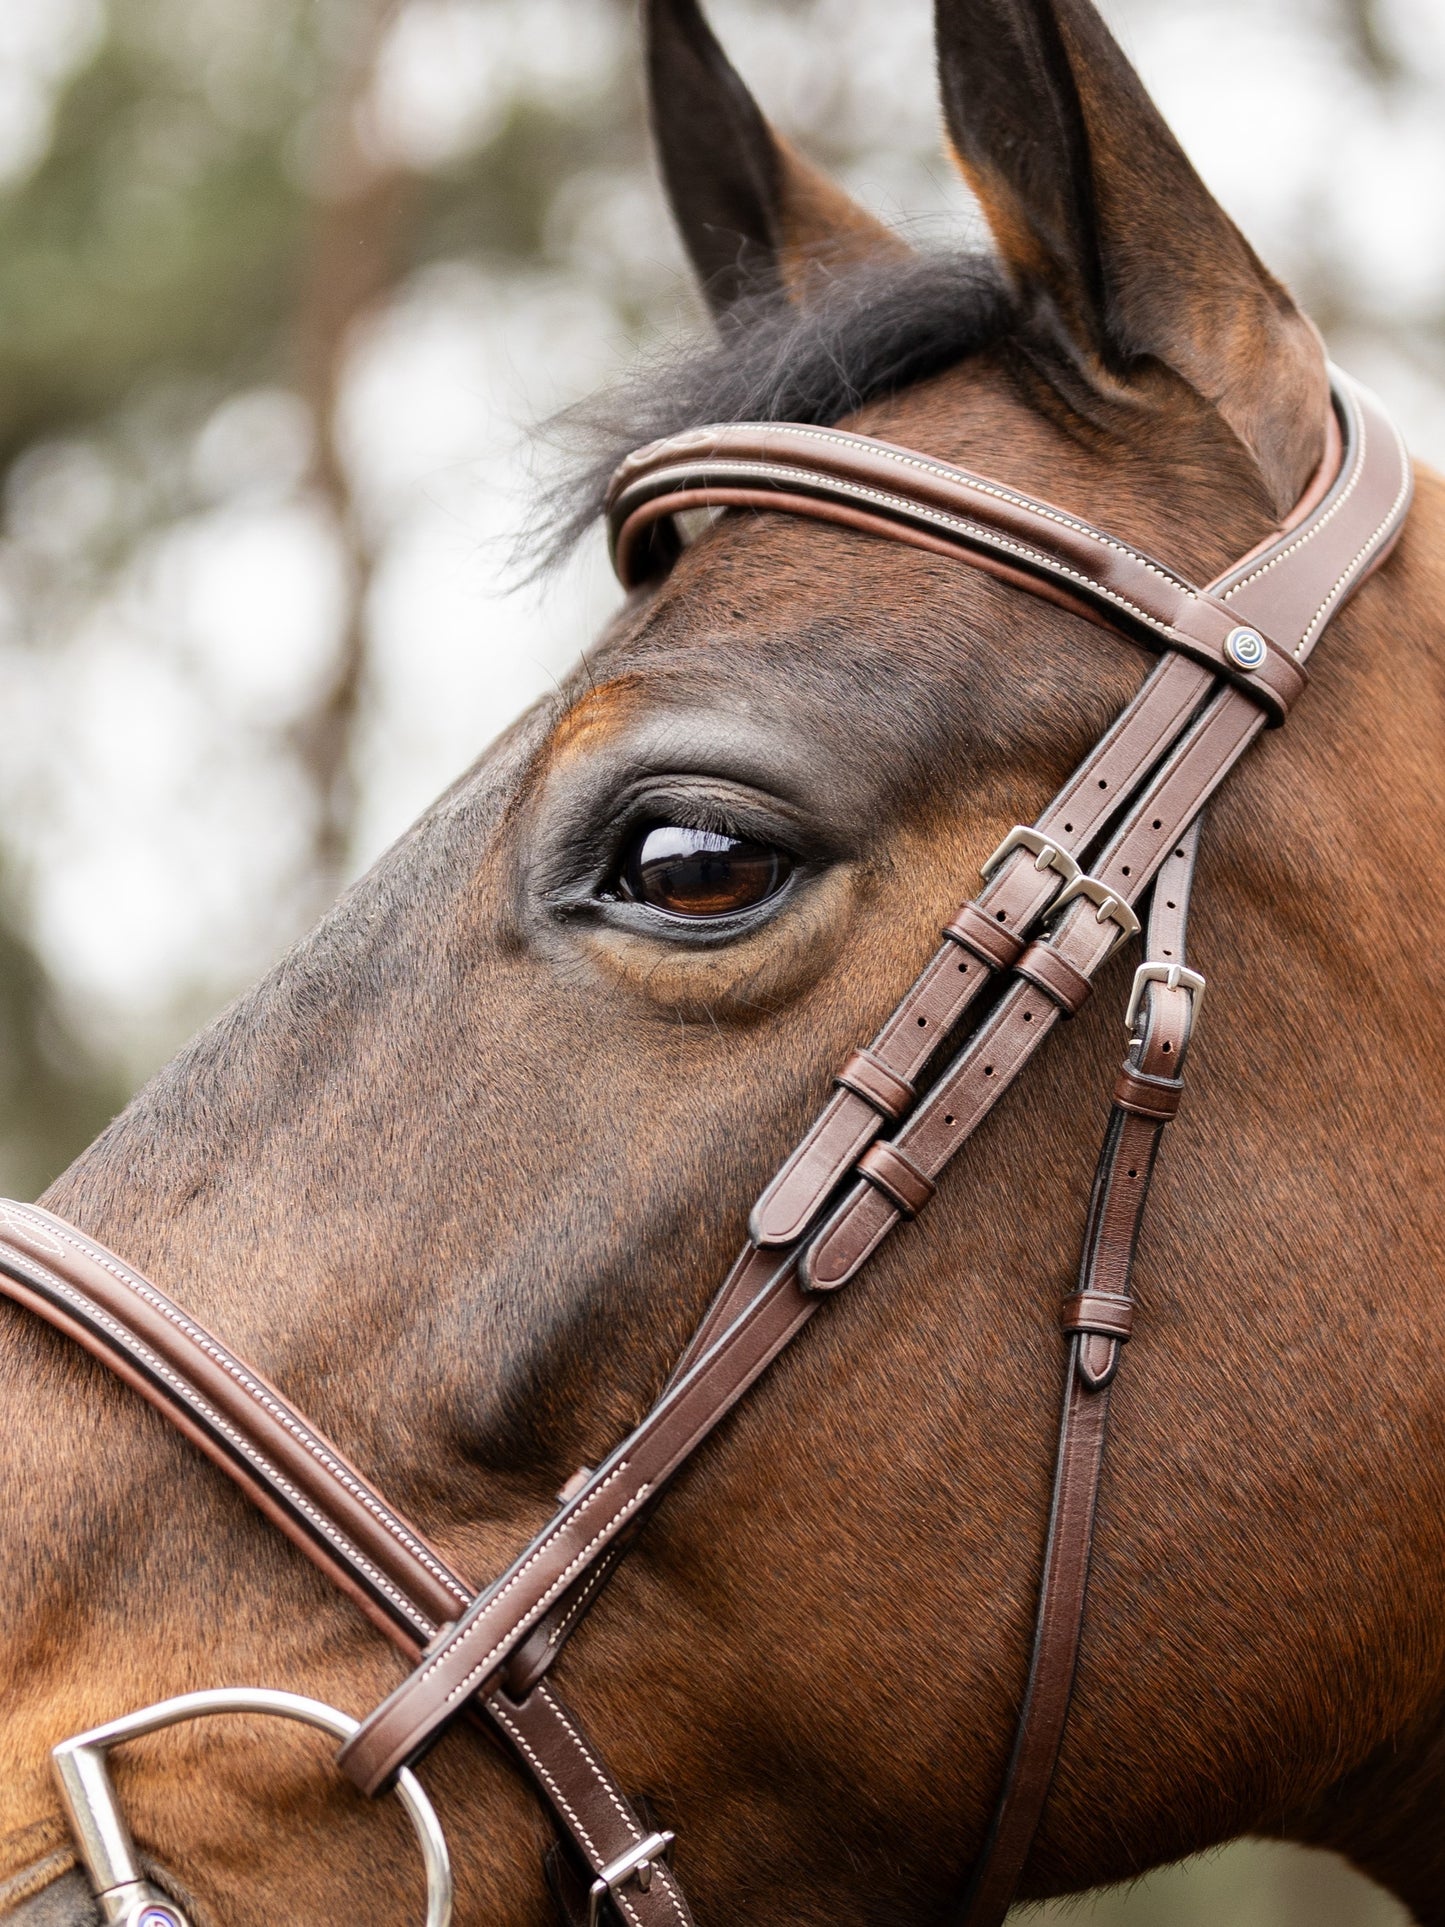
1224, 625, 1268, 672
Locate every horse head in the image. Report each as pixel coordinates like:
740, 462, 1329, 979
3, 0, 1441, 1922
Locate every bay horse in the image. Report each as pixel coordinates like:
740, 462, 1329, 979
2, 0, 1442, 1922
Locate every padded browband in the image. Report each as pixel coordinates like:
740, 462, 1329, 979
605, 371, 1384, 725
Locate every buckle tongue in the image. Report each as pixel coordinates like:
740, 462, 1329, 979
1125, 961, 1206, 1033
588, 1831, 676, 1927
1051, 874, 1142, 955
979, 825, 1082, 890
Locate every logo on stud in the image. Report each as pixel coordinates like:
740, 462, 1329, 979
1225, 625, 1268, 671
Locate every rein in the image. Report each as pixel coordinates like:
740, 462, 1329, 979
0, 367, 1411, 1927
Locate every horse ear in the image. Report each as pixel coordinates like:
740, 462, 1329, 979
935, 0, 1328, 510
644, 0, 911, 320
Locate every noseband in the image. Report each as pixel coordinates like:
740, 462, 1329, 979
0, 367, 1411, 1926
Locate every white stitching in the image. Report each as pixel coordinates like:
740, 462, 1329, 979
1295, 442, 1411, 655
547, 1559, 615, 1649
533, 1687, 689, 1927
629, 423, 1197, 590
401, 1461, 634, 1693
1221, 400, 1368, 600
486, 1697, 610, 1862
485, 1693, 684, 1927
624, 456, 1193, 621
0, 1238, 436, 1637
536, 1684, 641, 1834
1, 1206, 470, 1609
428, 1479, 652, 1717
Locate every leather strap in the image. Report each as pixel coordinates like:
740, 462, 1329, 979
0, 1202, 695, 1927
336, 371, 1410, 1796
0, 370, 1411, 1925
608, 432, 1309, 720
955, 829, 1201, 1927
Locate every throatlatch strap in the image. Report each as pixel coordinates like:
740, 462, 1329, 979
956, 827, 1202, 1927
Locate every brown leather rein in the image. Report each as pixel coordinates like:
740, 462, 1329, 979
0, 367, 1412, 1927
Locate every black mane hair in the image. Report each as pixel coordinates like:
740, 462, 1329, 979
536, 251, 1014, 562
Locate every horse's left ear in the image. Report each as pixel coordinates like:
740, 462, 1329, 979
936, 0, 1328, 511
645, 0, 911, 322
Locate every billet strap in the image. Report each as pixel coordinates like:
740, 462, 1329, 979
0, 1203, 695, 1927
956, 829, 1203, 1927
337, 370, 1411, 1794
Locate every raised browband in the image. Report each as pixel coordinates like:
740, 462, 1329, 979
605, 370, 1406, 726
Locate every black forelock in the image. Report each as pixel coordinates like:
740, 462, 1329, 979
534, 251, 1014, 564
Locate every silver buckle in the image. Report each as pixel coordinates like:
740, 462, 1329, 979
1125, 961, 1206, 1033
979, 825, 1081, 890
588, 1831, 676, 1927
52, 1688, 452, 1927
1052, 874, 1142, 954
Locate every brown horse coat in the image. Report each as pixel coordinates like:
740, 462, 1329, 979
2, 0, 1443, 1922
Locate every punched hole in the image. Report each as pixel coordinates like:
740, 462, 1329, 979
1098, 779, 1108, 790
1163, 947, 1173, 956
1166, 899, 1176, 909
917, 1016, 927, 1027
1023, 1011, 1033, 1022
1162, 1041, 1172, 1053
958, 961, 968, 972
1064, 822, 1074, 833
984, 1065, 995, 1076
995, 909, 1007, 921
1122, 866, 1131, 876
1127, 1168, 1138, 1179
1152, 819, 1162, 829
944, 1114, 955, 1126
1174, 847, 1185, 858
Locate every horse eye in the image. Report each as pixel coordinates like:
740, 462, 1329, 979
617, 824, 792, 918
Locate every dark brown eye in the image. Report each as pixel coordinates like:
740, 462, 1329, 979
619, 824, 791, 918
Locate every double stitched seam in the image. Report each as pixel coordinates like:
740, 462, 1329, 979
1297, 425, 1411, 652
630, 458, 1191, 618
1219, 404, 1369, 602
398, 1462, 648, 1719
491, 1685, 688, 1927
534, 1684, 689, 1927
3, 1210, 471, 1611
0, 1247, 435, 1637
709, 425, 1201, 588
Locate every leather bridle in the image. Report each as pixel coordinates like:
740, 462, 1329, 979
0, 365, 1412, 1927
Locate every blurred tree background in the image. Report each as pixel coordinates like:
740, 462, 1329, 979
0, 0, 1437, 1917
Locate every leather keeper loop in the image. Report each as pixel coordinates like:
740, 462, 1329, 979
835, 1048, 915, 1120
1113, 1064, 1184, 1119
944, 901, 1024, 970
1014, 941, 1092, 1016
1062, 1290, 1135, 1341
856, 1141, 936, 1218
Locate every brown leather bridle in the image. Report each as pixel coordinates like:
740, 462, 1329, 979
0, 365, 1412, 1927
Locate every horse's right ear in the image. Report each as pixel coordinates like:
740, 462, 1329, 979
644, 0, 910, 322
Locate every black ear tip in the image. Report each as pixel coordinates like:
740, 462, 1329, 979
644, 0, 724, 68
